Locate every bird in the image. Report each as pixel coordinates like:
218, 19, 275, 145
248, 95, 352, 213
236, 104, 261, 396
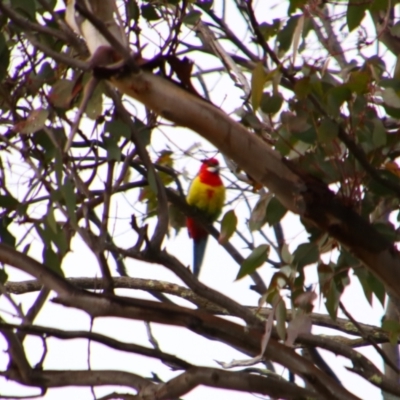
186, 158, 225, 277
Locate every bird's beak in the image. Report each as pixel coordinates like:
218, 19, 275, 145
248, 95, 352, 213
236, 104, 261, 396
207, 166, 219, 173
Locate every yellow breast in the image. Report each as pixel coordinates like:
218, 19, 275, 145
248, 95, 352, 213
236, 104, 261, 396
187, 176, 225, 220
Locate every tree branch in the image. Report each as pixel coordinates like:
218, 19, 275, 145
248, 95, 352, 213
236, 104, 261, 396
0, 321, 191, 370
138, 366, 317, 400
5, 277, 392, 343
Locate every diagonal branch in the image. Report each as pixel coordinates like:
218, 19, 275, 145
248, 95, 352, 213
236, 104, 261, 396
106, 87, 169, 250
4, 277, 393, 343
138, 366, 317, 400
98, 61, 400, 302
0, 242, 358, 399
2, 368, 152, 391
0, 321, 191, 370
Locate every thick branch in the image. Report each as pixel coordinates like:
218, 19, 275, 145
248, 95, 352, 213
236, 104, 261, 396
0, 242, 357, 400
2, 368, 151, 391
139, 366, 317, 400
5, 277, 391, 343
0, 321, 191, 370
101, 63, 400, 302
71, 0, 400, 302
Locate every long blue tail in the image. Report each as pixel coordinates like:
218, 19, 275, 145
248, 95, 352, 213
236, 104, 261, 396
193, 236, 208, 277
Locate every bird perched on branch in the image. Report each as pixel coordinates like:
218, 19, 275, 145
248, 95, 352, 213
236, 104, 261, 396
186, 158, 225, 277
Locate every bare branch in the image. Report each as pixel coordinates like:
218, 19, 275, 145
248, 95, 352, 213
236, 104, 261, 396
138, 366, 317, 400
5, 277, 392, 343
0, 321, 191, 370
2, 368, 152, 391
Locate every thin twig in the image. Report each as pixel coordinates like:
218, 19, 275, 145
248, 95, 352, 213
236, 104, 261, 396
339, 301, 400, 374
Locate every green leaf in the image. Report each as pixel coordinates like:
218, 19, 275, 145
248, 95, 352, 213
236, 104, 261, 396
127, 0, 140, 20
382, 87, 400, 108
281, 243, 293, 265
288, 0, 308, 15
366, 272, 386, 307
353, 267, 372, 305
61, 178, 77, 225
347, 0, 368, 32
41, 215, 69, 258
269, 271, 290, 290
14, 109, 49, 134
294, 77, 311, 99
11, 0, 36, 20
35, 0, 57, 12
370, 0, 389, 11
35, 223, 51, 247
277, 15, 301, 53
141, 4, 161, 21
317, 118, 338, 143
265, 197, 287, 225
291, 14, 304, 64
276, 296, 287, 341
196, 0, 213, 11
236, 244, 270, 280
334, 265, 350, 293
0, 267, 8, 284
43, 246, 64, 276
347, 70, 370, 94
249, 193, 271, 231
353, 99, 371, 124
85, 83, 103, 120
46, 207, 58, 234
383, 104, 400, 118
218, 210, 237, 244
49, 79, 74, 109
0, 194, 19, 210
0, 217, 16, 247
156, 151, 174, 186
260, 92, 283, 114
393, 56, 400, 81
327, 86, 351, 117
51, 229, 69, 257
318, 263, 334, 295
251, 62, 266, 111
274, 127, 294, 156
139, 186, 157, 218
241, 112, 263, 131
325, 279, 340, 320
373, 222, 396, 243
196, 0, 214, 11
380, 78, 400, 90
103, 135, 121, 161
105, 120, 131, 140
134, 118, 152, 147
259, 21, 280, 40
32, 130, 57, 162
382, 320, 400, 346
0, 33, 10, 81
55, 151, 63, 189
369, 170, 400, 197
372, 119, 387, 148
295, 126, 316, 144
147, 169, 158, 195
183, 10, 201, 25
293, 242, 319, 268
169, 203, 186, 233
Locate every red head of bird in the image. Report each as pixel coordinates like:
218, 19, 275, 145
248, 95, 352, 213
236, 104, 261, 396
197, 158, 222, 186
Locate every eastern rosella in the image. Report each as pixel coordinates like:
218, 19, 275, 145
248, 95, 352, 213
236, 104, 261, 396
186, 158, 225, 277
